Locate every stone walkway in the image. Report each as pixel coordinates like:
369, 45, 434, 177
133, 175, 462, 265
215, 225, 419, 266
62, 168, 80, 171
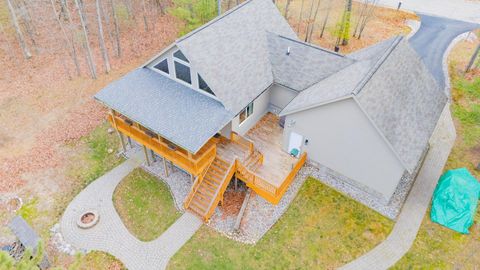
60, 150, 202, 270
340, 104, 456, 270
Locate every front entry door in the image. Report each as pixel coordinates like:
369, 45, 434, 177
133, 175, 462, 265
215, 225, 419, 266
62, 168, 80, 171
288, 132, 303, 157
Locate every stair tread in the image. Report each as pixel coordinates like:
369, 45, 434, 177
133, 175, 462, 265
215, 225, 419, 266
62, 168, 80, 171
191, 196, 210, 208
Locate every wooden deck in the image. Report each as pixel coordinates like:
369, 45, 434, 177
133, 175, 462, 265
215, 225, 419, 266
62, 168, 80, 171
245, 113, 298, 187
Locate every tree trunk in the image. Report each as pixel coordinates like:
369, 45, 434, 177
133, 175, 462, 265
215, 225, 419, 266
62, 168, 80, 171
50, 0, 81, 76
307, 0, 322, 43
5, 0, 31, 59
342, 0, 352, 45
75, 0, 97, 79
123, 0, 134, 20
218, 0, 222, 16
0, 23, 18, 63
284, 0, 291, 19
60, 0, 82, 76
142, 0, 149, 31
110, 0, 121, 57
353, 0, 368, 37
96, 0, 111, 73
357, 0, 376, 39
99, 0, 115, 51
18, 0, 39, 54
320, 0, 332, 38
303, 0, 316, 41
466, 44, 480, 72
296, 0, 305, 34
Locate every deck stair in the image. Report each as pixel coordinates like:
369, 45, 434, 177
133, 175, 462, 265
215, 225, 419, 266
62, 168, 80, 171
184, 157, 236, 221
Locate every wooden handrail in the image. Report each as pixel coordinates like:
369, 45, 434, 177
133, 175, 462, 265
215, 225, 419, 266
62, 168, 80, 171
230, 132, 254, 155
276, 152, 307, 196
204, 160, 236, 221
236, 160, 277, 195
108, 114, 216, 176
184, 159, 213, 210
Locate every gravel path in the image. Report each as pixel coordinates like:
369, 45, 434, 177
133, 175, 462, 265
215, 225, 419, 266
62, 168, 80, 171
59, 150, 202, 270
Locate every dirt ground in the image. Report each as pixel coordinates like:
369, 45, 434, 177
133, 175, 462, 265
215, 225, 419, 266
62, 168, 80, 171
0, 0, 416, 268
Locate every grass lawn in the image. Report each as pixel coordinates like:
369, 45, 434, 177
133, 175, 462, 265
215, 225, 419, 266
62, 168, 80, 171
113, 168, 181, 241
76, 251, 126, 270
392, 31, 480, 269
168, 178, 393, 269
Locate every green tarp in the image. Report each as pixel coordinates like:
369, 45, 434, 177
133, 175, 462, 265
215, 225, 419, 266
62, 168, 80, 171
431, 168, 480, 234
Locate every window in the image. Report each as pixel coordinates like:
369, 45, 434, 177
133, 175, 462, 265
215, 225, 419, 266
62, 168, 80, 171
239, 102, 254, 124
154, 59, 169, 74
198, 74, 215, 96
173, 50, 189, 63
174, 61, 191, 84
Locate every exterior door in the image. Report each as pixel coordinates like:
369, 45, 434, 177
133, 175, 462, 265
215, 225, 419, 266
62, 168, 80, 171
288, 132, 303, 157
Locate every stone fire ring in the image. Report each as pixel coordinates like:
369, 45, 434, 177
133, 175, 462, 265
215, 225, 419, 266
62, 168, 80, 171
77, 210, 99, 229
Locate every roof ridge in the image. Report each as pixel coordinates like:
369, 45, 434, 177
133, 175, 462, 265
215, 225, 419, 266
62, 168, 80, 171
272, 33, 347, 57
176, 0, 254, 43
351, 36, 403, 95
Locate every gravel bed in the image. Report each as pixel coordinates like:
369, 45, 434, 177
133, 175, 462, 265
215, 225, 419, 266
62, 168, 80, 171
121, 141, 417, 243
307, 161, 418, 220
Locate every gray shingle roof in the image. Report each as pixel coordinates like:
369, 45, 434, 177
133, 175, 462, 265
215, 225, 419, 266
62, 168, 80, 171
355, 38, 448, 172
95, 68, 233, 153
176, 0, 297, 114
266, 33, 354, 91
282, 36, 448, 172
280, 60, 372, 114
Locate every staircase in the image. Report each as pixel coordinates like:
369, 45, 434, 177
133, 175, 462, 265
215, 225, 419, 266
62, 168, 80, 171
184, 157, 235, 221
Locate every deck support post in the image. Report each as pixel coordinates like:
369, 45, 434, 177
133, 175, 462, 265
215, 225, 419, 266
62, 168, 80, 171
163, 157, 169, 177
234, 176, 238, 191
118, 133, 127, 152
143, 145, 151, 166
127, 136, 132, 148
190, 173, 194, 183
110, 109, 126, 153
150, 149, 156, 162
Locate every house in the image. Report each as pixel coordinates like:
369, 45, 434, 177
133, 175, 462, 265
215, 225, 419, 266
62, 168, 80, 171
94, 0, 447, 221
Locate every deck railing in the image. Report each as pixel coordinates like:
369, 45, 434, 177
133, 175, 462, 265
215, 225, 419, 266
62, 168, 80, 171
204, 160, 237, 221
184, 161, 213, 210
236, 152, 307, 204
108, 114, 216, 176
230, 132, 254, 156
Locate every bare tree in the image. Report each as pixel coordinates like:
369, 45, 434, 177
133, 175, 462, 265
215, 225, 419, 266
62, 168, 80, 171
342, 0, 352, 45
466, 44, 480, 72
284, 0, 292, 19
296, 0, 305, 34
353, 0, 368, 37
0, 22, 18, 62
75, 0, 97, 79
60, 0, 82, 76
17, 0, 39, 54
303, 0, 316, 41
123, 0, 134, 20
142, 0, 149, 31
110, 0, 121, 57
218, 0, 222, 16
356, 0, 377, 39
50, 0, 81, 76
306, 0, 322, 43
320, 0, 332, 38
96, 0, 111, 73
5, 0, 32, 59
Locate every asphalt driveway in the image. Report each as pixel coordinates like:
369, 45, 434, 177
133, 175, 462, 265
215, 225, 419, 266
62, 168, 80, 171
409, 15, 479, 89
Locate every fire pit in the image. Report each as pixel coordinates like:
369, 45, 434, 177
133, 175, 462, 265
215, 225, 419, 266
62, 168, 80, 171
77, 210, 99, 229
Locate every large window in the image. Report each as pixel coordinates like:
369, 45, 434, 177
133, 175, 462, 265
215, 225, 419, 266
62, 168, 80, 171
239, 102, 254, 124
174, 61, 191, 84
153, 59, 169, 74
198, 74, 215, 96
173, 50, 189, 63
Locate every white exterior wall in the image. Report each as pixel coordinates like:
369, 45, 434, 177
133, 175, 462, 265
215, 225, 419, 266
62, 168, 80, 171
283, 98, 405, 200
231, 87, 271, 135
268, 84, 298, 113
